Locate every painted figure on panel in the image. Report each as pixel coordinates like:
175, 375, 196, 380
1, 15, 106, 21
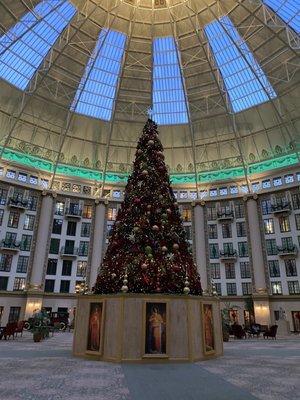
87, 303, 102, 352
203, 304, 215, 353
145, 302, 166, 355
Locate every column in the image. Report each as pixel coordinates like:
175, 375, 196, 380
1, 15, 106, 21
25, 191, 54, 319
29, 192, 54, 290
89, 200, 107, 288
245, 195, 271, 326
193, 202, 208, 292
245, 195, 267, 293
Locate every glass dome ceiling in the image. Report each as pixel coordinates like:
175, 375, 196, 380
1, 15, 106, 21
0, 0, 299, 190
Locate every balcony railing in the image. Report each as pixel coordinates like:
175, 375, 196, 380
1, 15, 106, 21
7, 196, 28, 210
277, 245, 298, 258
0, 239, 20, 252
271, 201, 291, 216
64, 207, 82, 219
60, 246, 79, 258
217, 209, 234, 221
219, 249, 238, 261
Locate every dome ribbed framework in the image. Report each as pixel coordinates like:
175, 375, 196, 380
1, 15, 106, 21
0, 0, 299, 189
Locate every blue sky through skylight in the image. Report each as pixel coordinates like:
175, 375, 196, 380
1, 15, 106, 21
152, 37, 189, 125
0, 0, 76, 90
205, 16, 277, 113
71, 29, 127, 121
263, 0, 300, 34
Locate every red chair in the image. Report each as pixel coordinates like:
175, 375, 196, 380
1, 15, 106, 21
15, 321, 25, 337
1, 322, 17, 340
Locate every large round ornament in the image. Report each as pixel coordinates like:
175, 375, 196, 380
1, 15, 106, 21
173, 243, 179, 250
137, 149, 143, 155
152, 225, 159, 231
148, 140, 154, 146
145, 245, 152, 254
161, 245, 168, 252
141, 263, 148, 270
142, 170, 148, 176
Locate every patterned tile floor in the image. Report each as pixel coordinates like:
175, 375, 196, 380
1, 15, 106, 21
0, 332, 299, 400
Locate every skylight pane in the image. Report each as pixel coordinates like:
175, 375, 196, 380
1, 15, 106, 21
152, 37, 189, 125
263, 0, 300, 34
205, 16, 276, 113
71, 29, 127, 121
0, 1, 76, 90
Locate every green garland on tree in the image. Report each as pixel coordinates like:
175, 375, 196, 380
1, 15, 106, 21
94, 119, 202, 295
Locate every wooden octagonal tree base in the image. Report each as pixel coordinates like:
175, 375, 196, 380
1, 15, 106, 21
73, 293, 223, 362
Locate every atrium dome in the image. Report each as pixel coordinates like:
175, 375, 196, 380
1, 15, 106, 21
0, 0, 299, 190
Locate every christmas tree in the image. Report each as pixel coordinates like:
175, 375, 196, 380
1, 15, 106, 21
94, 119, 202, 295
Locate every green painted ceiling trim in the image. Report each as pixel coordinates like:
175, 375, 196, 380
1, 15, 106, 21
3, 148, 53, 172
248, 152, 299, 175
1, 147, 299, 186
56, 164, 103, 181
198, 166, 245, 183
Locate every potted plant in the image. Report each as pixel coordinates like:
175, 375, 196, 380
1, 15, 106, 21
30, 309, 50, 342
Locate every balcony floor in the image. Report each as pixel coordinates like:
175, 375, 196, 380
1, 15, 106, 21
0, 332, 299, 400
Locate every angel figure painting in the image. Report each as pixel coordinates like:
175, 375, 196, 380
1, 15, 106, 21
203, 303, 215, 354
145, 302, 167, 355
87, 302, 103, 352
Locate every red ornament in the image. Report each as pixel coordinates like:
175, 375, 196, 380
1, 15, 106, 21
134, 197, 140, 204
141, 263, 148, 270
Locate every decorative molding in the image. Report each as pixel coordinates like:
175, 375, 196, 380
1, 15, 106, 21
1, 146, 299, 185
95, 198, 109, 206
42, 189, 57, 198
243, 193, 258, 202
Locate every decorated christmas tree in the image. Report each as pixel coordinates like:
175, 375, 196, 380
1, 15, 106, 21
94, 119, 202, 295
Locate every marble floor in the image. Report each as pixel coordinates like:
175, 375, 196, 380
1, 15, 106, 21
0, 332, 299, 400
